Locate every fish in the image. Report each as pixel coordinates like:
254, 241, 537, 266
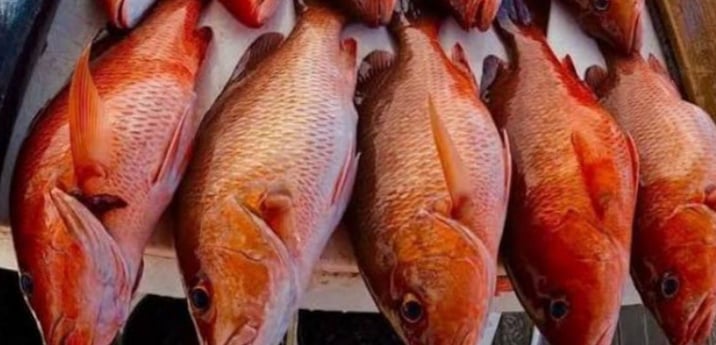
336, 0, 396, 27
348, 10, 511, 344
98, 0, 157, 29
436, 0, 502, 31
0, 0, 60, 185
480, 0, 639, 344
586, 52, 716, 345
218, 0, 281, 28
173, 3, 358, 344
556, 0, 643, 54
10, 0, 211, 343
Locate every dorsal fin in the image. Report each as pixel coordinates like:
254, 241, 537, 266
647, 54, 680, 96
497, 0, 551, 35
562, 54, 579, 79
355, 50, 395, 106
229, 32, 285, 87
427, 97, 472, 219
451, 43, 478, 88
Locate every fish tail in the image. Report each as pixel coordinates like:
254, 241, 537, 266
496, 0, 550, 35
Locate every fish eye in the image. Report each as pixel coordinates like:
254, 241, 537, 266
19, 273, 33, 296
189, 287, 211, 312
592, 0, 609, 11
400, 293, 424, 323
548, 298, 570, 321
660, 273, 680, 299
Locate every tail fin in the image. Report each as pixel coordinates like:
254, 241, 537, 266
497, 0, 550, 35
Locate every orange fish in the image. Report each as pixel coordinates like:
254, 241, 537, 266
481, 1, 638, 344
99, 0, 157, 29
557, 0, 643, 54
173, 3, 358, 345
218, 0, 281, 28
437, 0, 502, 31
336, 0, 396, 27
587, 52, 716, 345
10, 0, 211, 343
348, 11, 511, 344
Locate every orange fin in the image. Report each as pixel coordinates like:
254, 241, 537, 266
356, 50, 395, 106
562, 54, 579, 79
625, 133, 640, 200
648, 54, 680, 96
481, 55, 508, 102
451, 43, 478, 88
571, 130, 618, 220
585, 65, 609, 95
229, 32, 284, 87
648, 54, 670, 79
329, 140, 360, 227
49, 187, 130, 288
704, 185, 716, 211
258, 183, 297, 245
68, 44, 112, 185
341, 38, 358, 75
150, 95, 198, 204
428, 97, 472, 219
501, 130, 513, 208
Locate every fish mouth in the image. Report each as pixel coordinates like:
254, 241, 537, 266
624, 11, 643, 53
109, 0, 155, 29
593, 326, 613, 345
677, 294, 716, 345
476, 0, 499, 32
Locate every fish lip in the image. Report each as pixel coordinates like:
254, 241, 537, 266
679, 294, 716, 345
593, 326, 612, 345
626, 11, 642, 53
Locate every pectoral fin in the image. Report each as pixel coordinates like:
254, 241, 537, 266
428, 97, 472, 220
68, 44, 112, 185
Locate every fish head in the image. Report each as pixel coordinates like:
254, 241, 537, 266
182, 199, 296, 345
381, 211, 494, 345
559, 0, 643, 53
631, 204, 716, 345
17, 188, 132, 345
506, 211, 625, 345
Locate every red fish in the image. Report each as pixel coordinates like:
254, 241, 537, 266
11, 0, 211, 343
481, 0, 639, 344
99, 0, 157, 29
218, 0, 281, 27
336, 0, 396, 26
438, 0, 502, 31
174, 3, 358, 345
349, 11, 511, 344
587, 52, 716, 345
557, 0, 643, 54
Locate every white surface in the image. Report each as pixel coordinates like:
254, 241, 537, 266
0, 0, 664, 313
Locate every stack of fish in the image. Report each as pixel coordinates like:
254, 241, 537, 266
8, 0, 716, 344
